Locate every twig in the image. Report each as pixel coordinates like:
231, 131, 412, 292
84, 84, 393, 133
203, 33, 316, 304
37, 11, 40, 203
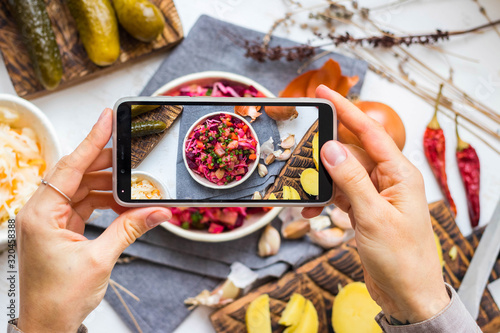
472, 0, 500, 38
110, 282, 143, 333
110, 279, 140, 302
367, 0, 416, 11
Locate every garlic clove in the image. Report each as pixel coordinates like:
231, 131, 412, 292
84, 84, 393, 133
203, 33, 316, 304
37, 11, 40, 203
258, 163, 268, 177
282, 219, 311, 239
258, 224, 281, 257
252, 191, 262, 200
260, 137, 274, 159
265, 153, 276, 165
280, 134, 296, 150
309, 215, 332, 231
327, 206, 353, 230
308, 227, 345, 249
276, 149, 292, 161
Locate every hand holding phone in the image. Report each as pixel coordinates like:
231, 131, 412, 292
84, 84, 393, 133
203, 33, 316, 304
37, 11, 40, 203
113, 97, 335, 207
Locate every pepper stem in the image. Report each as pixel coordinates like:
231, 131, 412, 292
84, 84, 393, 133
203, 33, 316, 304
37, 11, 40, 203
427, 84, 444, 130
455, 115, 470, 151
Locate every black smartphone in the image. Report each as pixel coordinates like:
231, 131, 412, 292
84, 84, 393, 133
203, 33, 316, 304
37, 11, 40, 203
113, 97, 335, 207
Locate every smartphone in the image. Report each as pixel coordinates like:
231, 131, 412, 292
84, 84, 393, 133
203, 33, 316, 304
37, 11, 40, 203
113, 97, 335, 207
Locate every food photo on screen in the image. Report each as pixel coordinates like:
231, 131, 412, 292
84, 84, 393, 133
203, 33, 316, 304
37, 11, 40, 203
129, 103, 320, 202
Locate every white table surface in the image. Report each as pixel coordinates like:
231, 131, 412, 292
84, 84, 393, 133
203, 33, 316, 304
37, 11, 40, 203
1, 0, 499, 332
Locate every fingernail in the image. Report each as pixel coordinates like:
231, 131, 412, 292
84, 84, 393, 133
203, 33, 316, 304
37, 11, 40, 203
146, 210, 171, 228
98, 108, 110, 122
323, 141, 347, 166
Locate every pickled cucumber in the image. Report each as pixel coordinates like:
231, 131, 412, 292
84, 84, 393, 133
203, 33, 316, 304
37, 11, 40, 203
67, 0, 120, 66
112, 0, 165, 42
131, 121, 166, 137
7, 0, 63, 90
131, 104, 160, 118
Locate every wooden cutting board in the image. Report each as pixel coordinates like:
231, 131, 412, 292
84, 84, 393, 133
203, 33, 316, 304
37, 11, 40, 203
264, 120, 318, 200
210, 201, 500, 332
131, 105, 183, 168
0, 0, 183, 99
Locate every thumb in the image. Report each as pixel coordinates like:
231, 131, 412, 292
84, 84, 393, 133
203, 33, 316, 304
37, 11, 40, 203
321, 140, 380, 211
93, 208, 171, 262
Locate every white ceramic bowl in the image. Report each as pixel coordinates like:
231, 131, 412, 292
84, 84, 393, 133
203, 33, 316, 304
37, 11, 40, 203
0, 94, 62, 247
151, 71, 282, 242
182, 112, 260, 190
151, 71, 275, 98
131, 170, 170, 199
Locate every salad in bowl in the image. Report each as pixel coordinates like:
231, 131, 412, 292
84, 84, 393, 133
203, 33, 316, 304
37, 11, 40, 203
183, 112, 260, 189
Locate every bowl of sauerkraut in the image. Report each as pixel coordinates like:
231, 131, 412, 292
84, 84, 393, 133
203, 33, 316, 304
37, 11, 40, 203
183, 112, 260, 189
0, 94, 62, 231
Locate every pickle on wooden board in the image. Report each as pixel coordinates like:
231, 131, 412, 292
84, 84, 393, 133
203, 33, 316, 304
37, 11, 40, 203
131, 121, 167, 137
131, 105, 160, 118
112, 0, 165, 42
67, 0, 120, 66
7, 0, 63, 90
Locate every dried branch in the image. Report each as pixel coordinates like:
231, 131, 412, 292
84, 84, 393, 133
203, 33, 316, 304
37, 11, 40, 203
472, 0, 500, 38
238, 19, 500, 62
110, 281, 143, 333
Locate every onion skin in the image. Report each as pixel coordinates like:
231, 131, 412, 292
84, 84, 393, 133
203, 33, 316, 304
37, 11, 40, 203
264, 106, 298, 121
338, 101, 406, 150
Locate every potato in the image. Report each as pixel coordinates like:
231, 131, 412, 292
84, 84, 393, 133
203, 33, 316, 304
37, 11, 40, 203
300, 168, 319, 196
289, 299, 318, 333
332, 282, 382, 333
246, 294, 272, 333
279, 293, 306, 327
312, 132, 319, 170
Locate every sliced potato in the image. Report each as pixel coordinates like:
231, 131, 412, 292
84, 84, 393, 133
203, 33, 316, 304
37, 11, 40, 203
332, 282, 382, 333
312, 132, 319, 170
290, 299, 318, 333
279, 293, 306, 327
246, 294, 272, 333
300, 168, 319, 196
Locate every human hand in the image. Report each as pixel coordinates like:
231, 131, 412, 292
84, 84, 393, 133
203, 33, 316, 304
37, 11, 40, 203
16, 108, 172, 332
303, 86, 449, 324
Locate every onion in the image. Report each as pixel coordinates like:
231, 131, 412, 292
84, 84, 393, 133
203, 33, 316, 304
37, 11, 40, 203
338, 101, 406, 150
264, 106, 298, 121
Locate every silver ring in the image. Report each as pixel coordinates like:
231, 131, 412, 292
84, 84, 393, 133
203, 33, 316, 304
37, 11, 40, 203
40, 179, 72, 203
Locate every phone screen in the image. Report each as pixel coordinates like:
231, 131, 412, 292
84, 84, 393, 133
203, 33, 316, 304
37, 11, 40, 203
115, 99, 334, 205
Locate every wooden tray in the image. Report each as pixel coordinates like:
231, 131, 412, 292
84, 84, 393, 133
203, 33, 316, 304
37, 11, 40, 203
131, 105, 183, 168
0, 0, 183, 99
210, 201, 500, 333
264, 120, 318, 200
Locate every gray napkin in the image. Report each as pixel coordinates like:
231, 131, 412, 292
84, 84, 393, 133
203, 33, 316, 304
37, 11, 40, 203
176, 105, 284, 200
86, 14, 367, 333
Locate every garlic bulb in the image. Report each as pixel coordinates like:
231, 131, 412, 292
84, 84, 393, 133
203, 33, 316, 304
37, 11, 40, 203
258, 224, 281, 257
258, 163, 268, 177
282, 219, 311, 239
308, 227, 345, 249
280, 134, 295, 149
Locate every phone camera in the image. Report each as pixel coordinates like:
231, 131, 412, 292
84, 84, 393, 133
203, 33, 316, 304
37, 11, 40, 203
120, 169, 125, 174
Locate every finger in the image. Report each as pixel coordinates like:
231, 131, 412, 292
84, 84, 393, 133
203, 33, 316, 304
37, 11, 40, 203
72, 171, 113, 203
86, 148, 112, 173
321, 140, 381, 211
72, 192, 127, 223
302, 207, 323, 219
316, 85, 403, 164
45, 108, 113, 202
92, 208, 172, 263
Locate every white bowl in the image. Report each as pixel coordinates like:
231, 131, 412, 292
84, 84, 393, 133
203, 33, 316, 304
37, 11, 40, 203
182, 112, 260, 190
151, 71, 275, 98
131, 170, 170, 199
150, 71, 282, 242
0, 94, 62, 247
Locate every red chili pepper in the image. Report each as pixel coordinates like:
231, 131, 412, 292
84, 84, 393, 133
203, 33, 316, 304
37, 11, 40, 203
455, 116, 480, 227
423, 84, 457, 217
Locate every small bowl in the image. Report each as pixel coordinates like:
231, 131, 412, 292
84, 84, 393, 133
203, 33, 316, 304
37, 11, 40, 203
182, 112, 260, 189
0, 94, 62, 247
131, 170, 170, 199
151, 71, 275, 98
